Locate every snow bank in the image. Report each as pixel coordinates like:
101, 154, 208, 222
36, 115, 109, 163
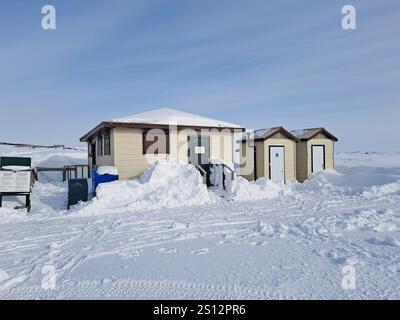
294, 169, 400, 197
225, 176, 285, 201
361, 182, 400, 198
73, 160, 214, 215
96, 166, 119, 176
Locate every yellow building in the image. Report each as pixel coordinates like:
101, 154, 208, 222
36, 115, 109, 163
239, 127, 299, 182
80, 108, 244, 180
291, 128, 338, 182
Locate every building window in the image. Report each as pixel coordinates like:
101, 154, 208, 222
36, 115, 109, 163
97, 135, 103, 156
143, 129, 169, 154
104, 131, 111, 156
88, 139, 92, 157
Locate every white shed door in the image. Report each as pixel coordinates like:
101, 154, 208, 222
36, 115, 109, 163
312, 145, 325, 173
270, 146, 285, 182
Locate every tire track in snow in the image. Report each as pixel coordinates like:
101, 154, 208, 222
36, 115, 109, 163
0, 278, 276, 300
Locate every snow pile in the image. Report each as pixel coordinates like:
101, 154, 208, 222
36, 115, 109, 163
96, 166, 119, 176
362, 181, 400, 198
295, 208, 399, 239
75, 160, 214, 214
224, 176, 284, 201
295, 169, 400, 197
0, 207, 26, 225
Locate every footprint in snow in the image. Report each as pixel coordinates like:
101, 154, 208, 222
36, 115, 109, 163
367, 236, 400, 247
120, 249, 143, 259
190, 248, 210, 255
154, 247, 178, 254
248, 240, 266, 246
170, 222, 189, 230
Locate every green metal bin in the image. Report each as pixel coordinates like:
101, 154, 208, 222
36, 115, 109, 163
67, 179, 88, 209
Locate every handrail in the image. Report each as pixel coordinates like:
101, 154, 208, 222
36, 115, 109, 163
194, 164, 207, 185
34, 165, 96, 182
218, 163, 235, 191
63, 164, 97, 181
221, 163, 235, 181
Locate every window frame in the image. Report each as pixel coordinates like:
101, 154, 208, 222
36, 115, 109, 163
97, 135, 103, 156
104, 130, 111, 156
142, 129, 170, 155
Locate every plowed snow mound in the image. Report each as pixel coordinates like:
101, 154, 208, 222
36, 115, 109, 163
225, 176, 285, 201
74, 160, 214, 215
294, 169, 400, 197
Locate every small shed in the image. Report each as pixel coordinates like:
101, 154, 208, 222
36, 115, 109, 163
239, 127, 299, 182
80, 108, 245, 180
291, 128, 338, 182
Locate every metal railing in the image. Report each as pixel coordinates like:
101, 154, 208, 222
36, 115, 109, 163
34, 165, 96, 182
220, 163, 235, 190
63, 165, 96, 181
194, 164, 207, 185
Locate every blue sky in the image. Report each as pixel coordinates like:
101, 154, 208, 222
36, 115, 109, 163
0, 0, 399, 151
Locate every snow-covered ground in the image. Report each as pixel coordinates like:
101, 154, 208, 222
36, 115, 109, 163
0, 147, 399, 299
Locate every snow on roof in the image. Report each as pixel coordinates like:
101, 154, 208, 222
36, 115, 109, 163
109, 108, 244, 129
291, 129, 312, 139
291, 128, 323, 140
240, 127, 288, 141
291, 128, 338, 141
253, 128, 277, 139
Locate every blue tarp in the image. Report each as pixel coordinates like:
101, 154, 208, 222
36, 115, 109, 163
92, 167, 119, 195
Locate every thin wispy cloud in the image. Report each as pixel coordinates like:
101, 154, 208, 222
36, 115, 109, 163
0, 0, 399, 151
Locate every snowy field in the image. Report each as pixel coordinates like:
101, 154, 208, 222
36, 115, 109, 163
0, 146, 399, 299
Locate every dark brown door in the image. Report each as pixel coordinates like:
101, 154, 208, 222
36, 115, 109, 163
91, 142, 96, 165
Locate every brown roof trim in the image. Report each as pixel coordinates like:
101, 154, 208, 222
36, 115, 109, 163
300, 128, 338, 142
80, 122, 245, 142
241, 127, 299, 143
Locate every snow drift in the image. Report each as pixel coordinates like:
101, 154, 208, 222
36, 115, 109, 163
74, 160, 214, 215
224, 176, 285, 201
294, 169, 400, 197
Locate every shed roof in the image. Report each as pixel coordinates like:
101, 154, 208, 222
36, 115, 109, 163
240, 127, 298, 141
290, 128, 338, 141
241, 127, 299, 142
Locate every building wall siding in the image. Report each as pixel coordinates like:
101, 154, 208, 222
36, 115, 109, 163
296, 133, 335, 182
255, 141, 265, 179
114, 128, 168, 180
295, 141, 308, 182
239, 141, 255, 181
113, 127, 235, 180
